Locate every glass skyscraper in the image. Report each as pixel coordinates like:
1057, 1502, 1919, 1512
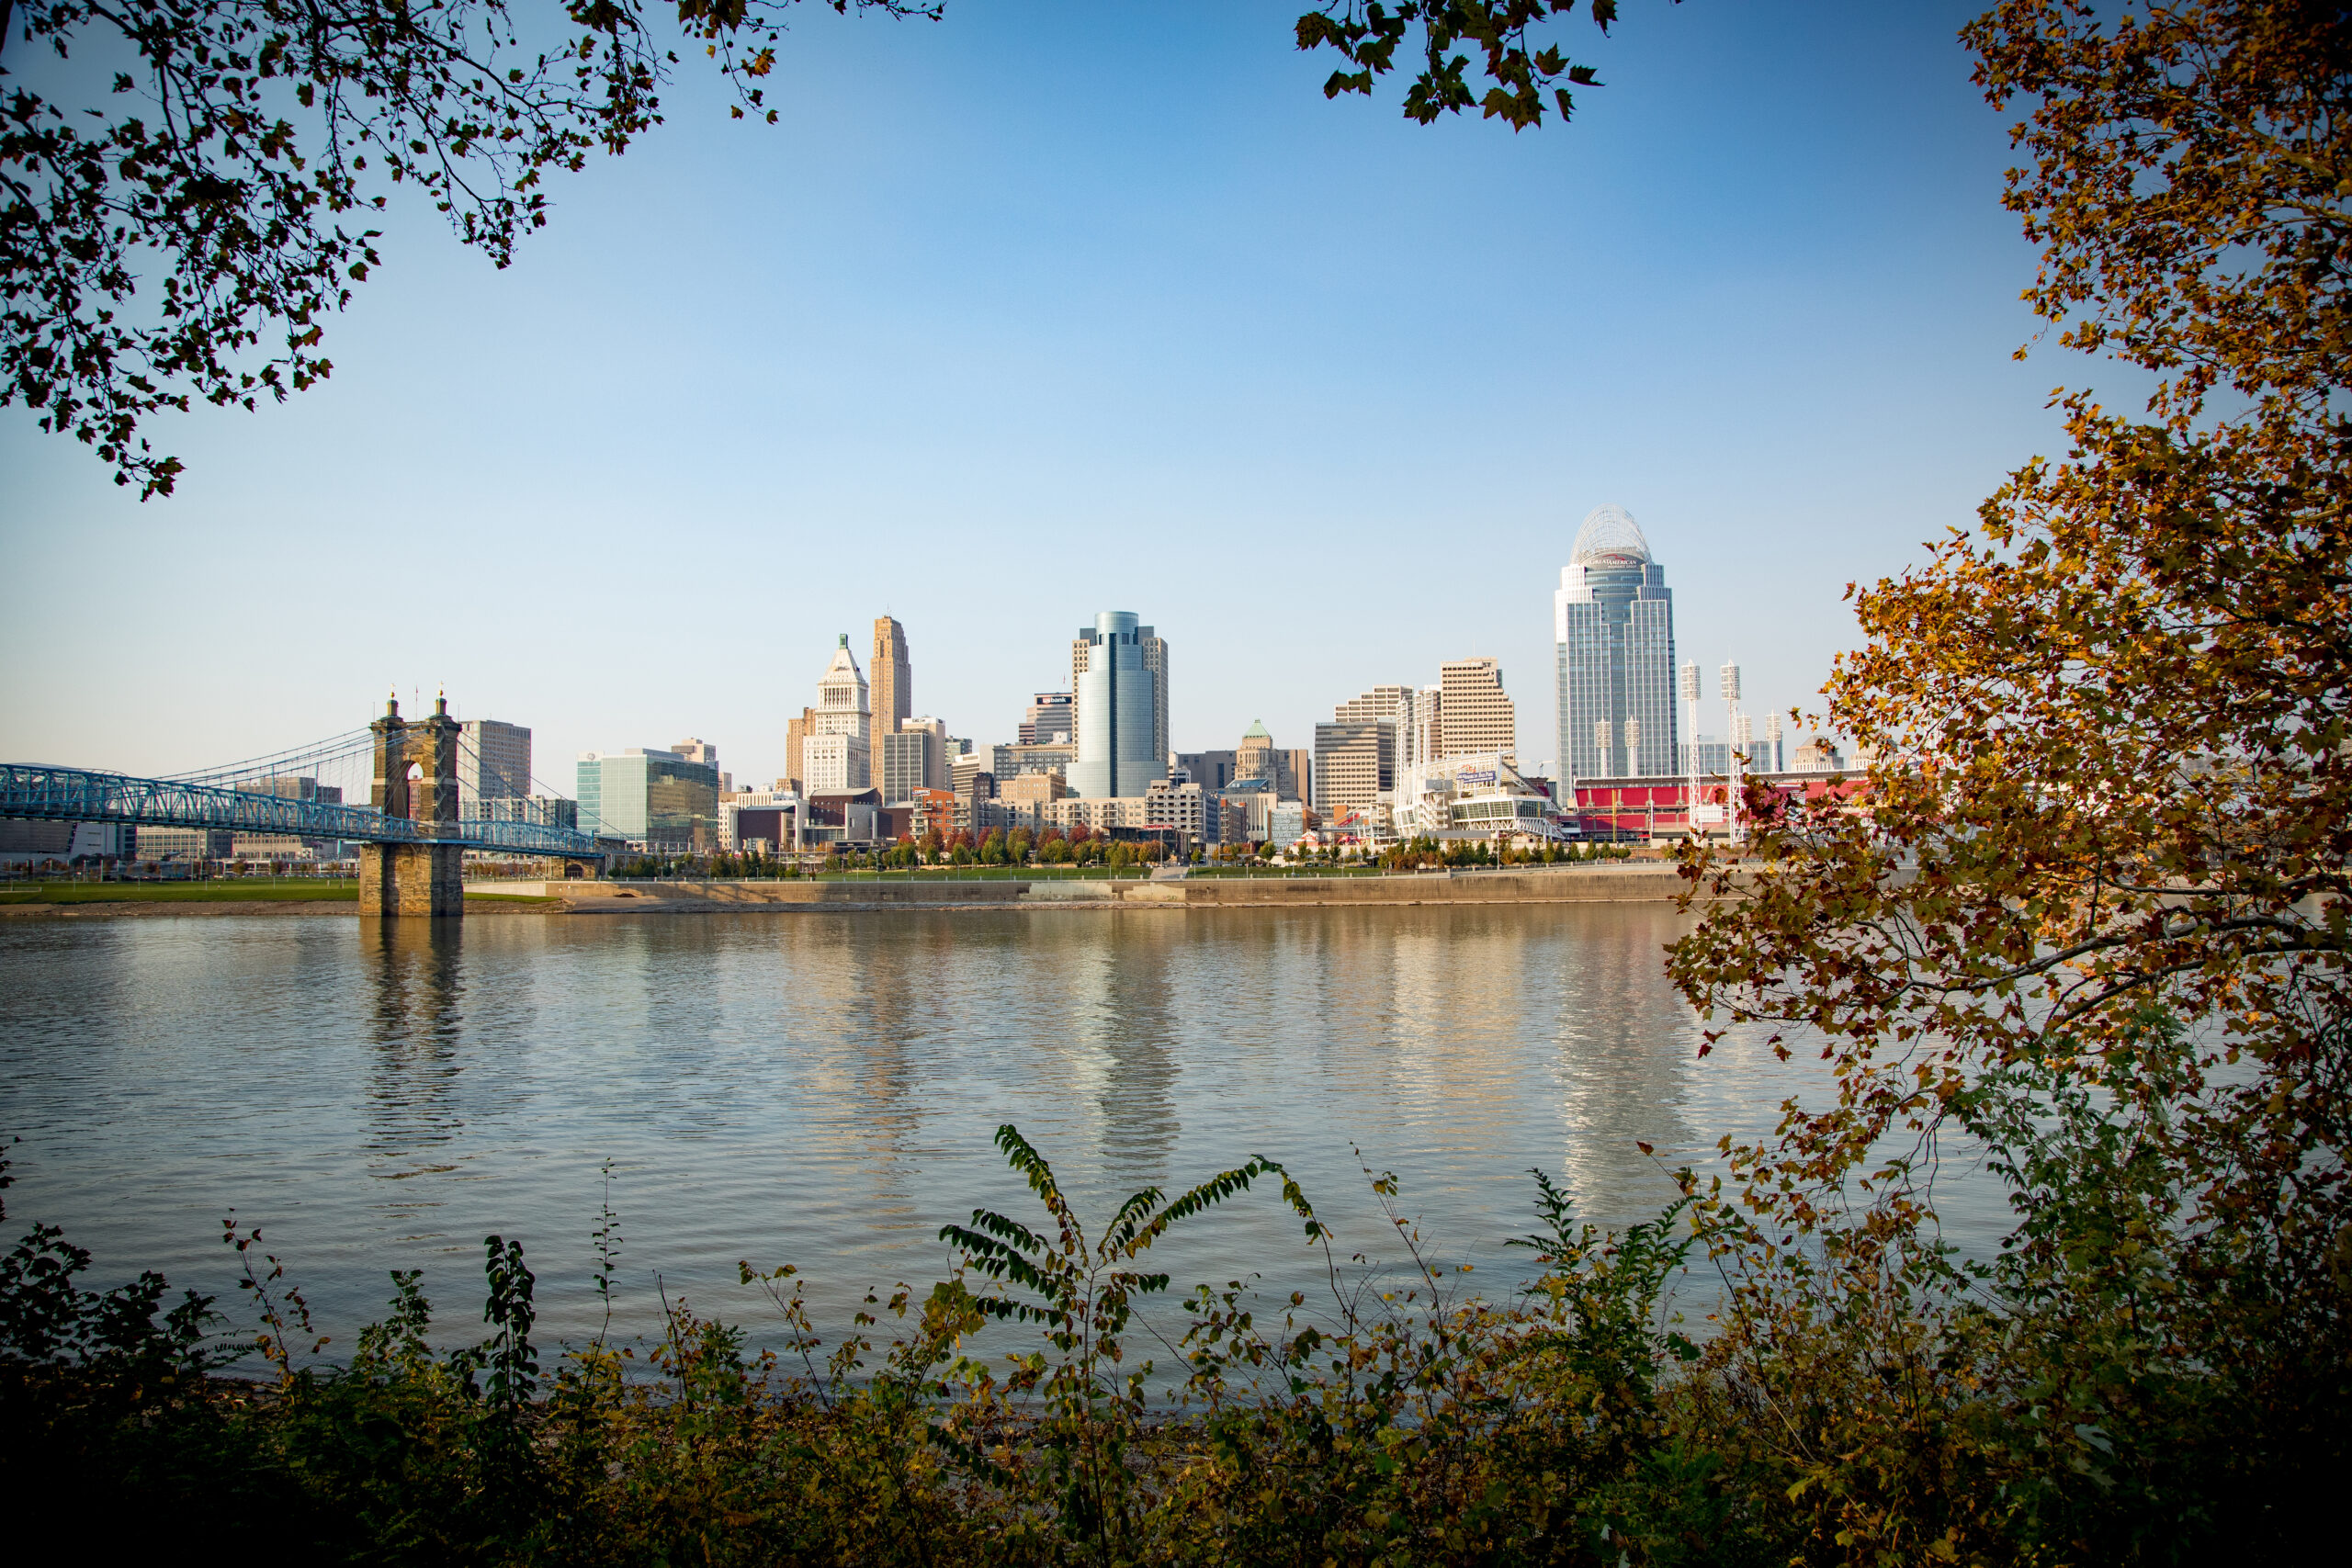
1555, 505, 1677, 781
575, 748, 719, 851
1069, 611, 1167, 798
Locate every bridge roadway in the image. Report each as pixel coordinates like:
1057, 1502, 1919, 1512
0, 763, 605, 860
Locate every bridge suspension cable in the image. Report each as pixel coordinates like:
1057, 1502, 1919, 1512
451, 729, 625, 840
161, 728, 376, 788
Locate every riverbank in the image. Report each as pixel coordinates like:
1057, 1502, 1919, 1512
0, 883, 560, 916
525, 863, 1706, 913
0, 865, 1704, 917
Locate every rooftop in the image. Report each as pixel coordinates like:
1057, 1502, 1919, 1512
1570, 503, 1653, 567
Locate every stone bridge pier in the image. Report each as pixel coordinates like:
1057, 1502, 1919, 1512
358, 694, 464, 917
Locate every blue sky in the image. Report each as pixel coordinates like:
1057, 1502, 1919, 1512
0, 1, 2068, 787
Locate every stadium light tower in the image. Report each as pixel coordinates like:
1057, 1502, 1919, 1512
1679, 661, 1702, 838
1721, 660, 1745, 848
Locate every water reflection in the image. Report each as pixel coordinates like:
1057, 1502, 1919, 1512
1544, 908, 1705, 1224
362, 919, 468, 1168
1087, 917, 1181, 1183
0, 906, 1866, 1352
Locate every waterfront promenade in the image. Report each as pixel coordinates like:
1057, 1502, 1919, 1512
504, 863, 1706, 911
0, 863, 1736, 916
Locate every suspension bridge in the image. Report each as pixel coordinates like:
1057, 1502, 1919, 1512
0, 694, 607, 916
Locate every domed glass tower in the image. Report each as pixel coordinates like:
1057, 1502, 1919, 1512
1555, 505, 1678, 780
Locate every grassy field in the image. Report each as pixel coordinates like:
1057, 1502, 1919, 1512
0, 882, 560, 907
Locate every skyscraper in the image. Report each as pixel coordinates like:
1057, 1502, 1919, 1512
1555, 504, 1677, 779
1069, 611, 1167, 798
457, 719, 531, 815
1439, 659, 1516, 758
1021, 692, 1075, 744
1314, 718, 1394, 823
801, 634, 872, 793
870, 616, 910, 773
881, 717, 945, 803
1072, 620, 1166, 765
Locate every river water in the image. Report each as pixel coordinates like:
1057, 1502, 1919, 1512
0, 906, 1999, 1359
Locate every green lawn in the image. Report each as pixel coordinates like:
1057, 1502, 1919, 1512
0, 882, 560, 907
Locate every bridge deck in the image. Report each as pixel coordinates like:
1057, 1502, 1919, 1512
0, 764, 605, 859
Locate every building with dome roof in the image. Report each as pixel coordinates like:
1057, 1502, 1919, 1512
1234, 719, 1309, 805
1555, 504, 1678, 780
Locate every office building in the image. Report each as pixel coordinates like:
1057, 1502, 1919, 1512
793, 634, 872, 794
119, 826, 231, 860
954, 764, 996, 836
1021, 692, 1075, 745
996, 740, 1076, 779
1174, 749, 1238, 791
998, 769, 1069, 830
1438, 658, 1516, 759
1555, 503, 1677, 779
719, 788, 797, 853
784, 707, 814, 793
1069, 611, 1168, 798
458, 719, 532, 814
871, 617, 911, 773
1314, 717, 1395, 825
226, 773, 347, 860
1234, 721, 1309, 802
478, 795, 578, 829
672, 737, 718, 770
802, 733, 865, 795
576, 747, 719, 851
1071, 616, 1167, 766
882, 719, 945, 804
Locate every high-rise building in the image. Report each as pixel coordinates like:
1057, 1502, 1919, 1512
1283, 748, 1313, 807
1173, 749, 1238, 790
1314, 718, 1395, 824
1555, 504, 1677, 779
798, 634, 872, 793
1236, 720, 1279, 787
784, 708, 815, 794
1069, 612, 1167, 798
458, 719, 532, 814
576, 748, 718, 851
1072, 618, 1167, 766
882, 720, 945, 804
1438, 659, 1516, 759
1021, 692, 1075, 745
672, 738, 718, 769
1335, 686, 1414, 728
870, 617, 910, 773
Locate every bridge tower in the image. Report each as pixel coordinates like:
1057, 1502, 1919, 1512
358, 693, 464, 917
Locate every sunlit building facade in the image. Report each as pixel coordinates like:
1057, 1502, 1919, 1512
1069, 611, 1168, 798
1555, 504, 1677, 780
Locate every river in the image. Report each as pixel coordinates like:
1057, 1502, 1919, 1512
0, 906, 1991, 1360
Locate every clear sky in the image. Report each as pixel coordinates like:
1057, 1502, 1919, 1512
0, 0, 2070, 789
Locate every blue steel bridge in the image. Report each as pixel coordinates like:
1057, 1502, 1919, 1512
0, 717, 606, 862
